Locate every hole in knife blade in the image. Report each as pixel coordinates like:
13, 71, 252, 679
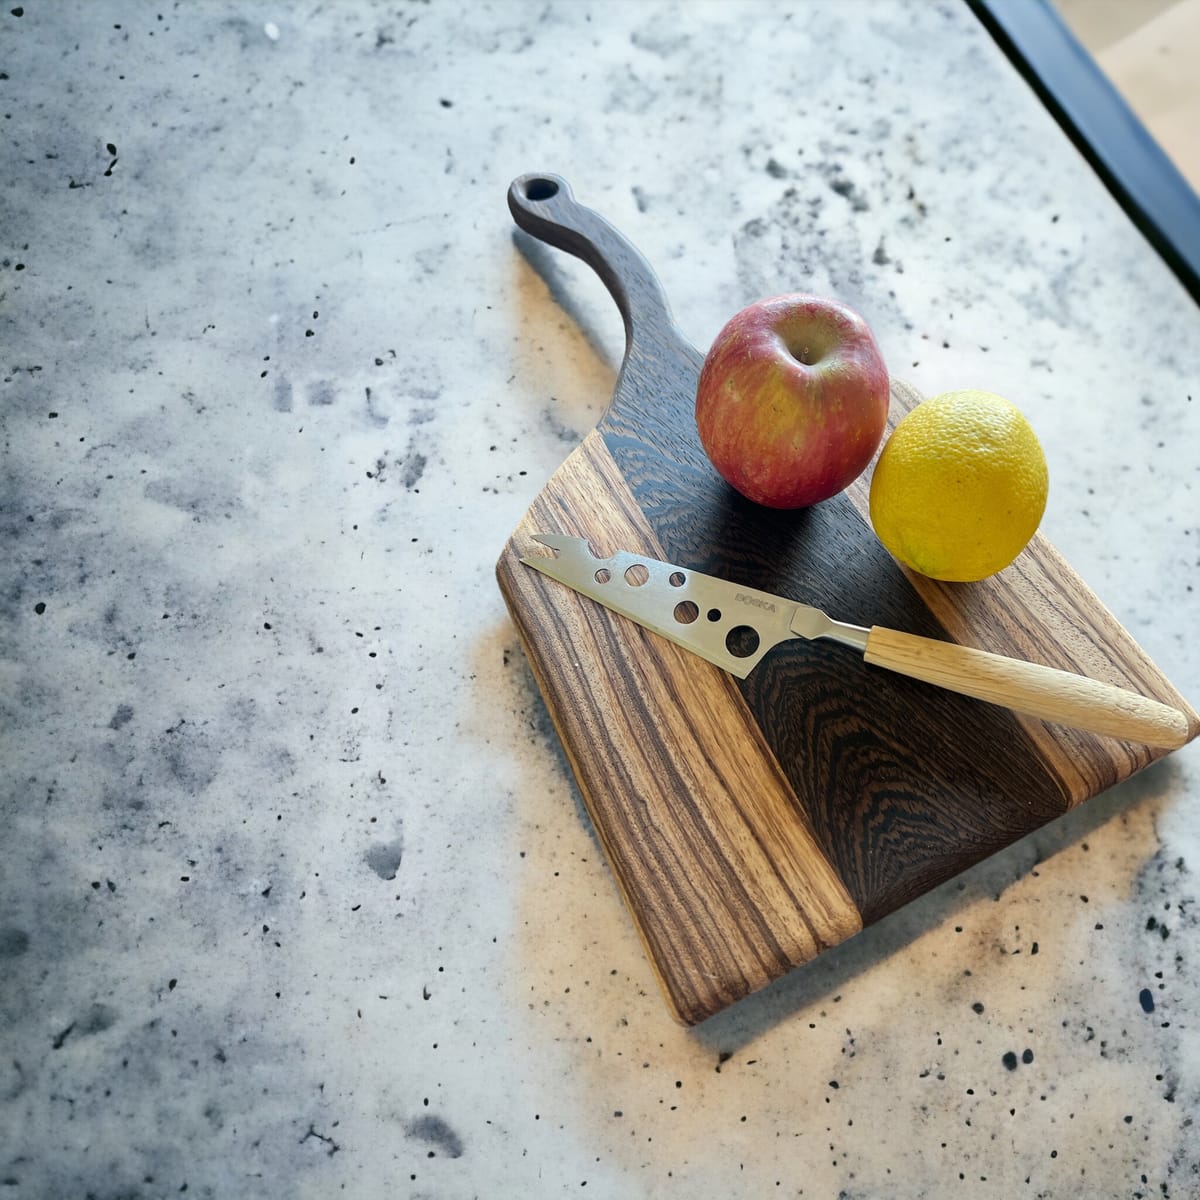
673, 601, 699, 625
706, 608, 721, 622
725, 625, 760, 658
594, 568, 611, 584
668, 571, 686, 587
624, 563, 650, 587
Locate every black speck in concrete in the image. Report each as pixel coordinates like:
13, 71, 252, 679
299, 1125, 340, 1156
1139, 987, 1155, 1013
1002, 1051, 1019, 1071
52, 1006, 110, 1049
108, 703, 134, 729
828, 174, 870, 212
1022, 1048, 1034, 1064
365, 838, 403, 881
405, 1114, 463, 1158
33, 601, 45, 615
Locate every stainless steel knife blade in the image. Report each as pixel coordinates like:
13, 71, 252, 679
519, 533, 868, 679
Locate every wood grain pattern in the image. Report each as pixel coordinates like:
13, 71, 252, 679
499, 173, 1199, 1023
498, 433, 862, 1025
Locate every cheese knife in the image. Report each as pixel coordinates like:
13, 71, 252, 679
521, 533, 1189, 749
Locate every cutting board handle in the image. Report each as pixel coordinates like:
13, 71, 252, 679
508, 173, 700, 421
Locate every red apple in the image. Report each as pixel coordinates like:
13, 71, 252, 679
695, 293, 890, 508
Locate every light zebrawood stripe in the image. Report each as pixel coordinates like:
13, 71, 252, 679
498, 430, 862, 1025
843, 379, 1199, 802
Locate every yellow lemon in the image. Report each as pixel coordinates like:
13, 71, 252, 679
868, 389, 1048, 582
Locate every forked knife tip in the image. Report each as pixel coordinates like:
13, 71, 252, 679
529, 532, 591, 555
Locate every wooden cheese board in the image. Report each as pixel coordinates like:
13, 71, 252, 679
496, 173, 1198, 1025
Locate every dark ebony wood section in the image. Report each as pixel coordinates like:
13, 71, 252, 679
969, 0, 1200, 304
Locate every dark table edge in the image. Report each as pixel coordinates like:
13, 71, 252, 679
968, 0, 1200, 305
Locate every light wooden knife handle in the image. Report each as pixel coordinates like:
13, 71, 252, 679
864, 626, 1189, 749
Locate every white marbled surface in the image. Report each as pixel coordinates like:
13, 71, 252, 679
2, 2, 1199, 1197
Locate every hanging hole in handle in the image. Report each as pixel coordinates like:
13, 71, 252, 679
624, 563, 650, 587
523, 177, 559, 202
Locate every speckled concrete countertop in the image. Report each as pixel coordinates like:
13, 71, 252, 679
2, 3, 1198, 1197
